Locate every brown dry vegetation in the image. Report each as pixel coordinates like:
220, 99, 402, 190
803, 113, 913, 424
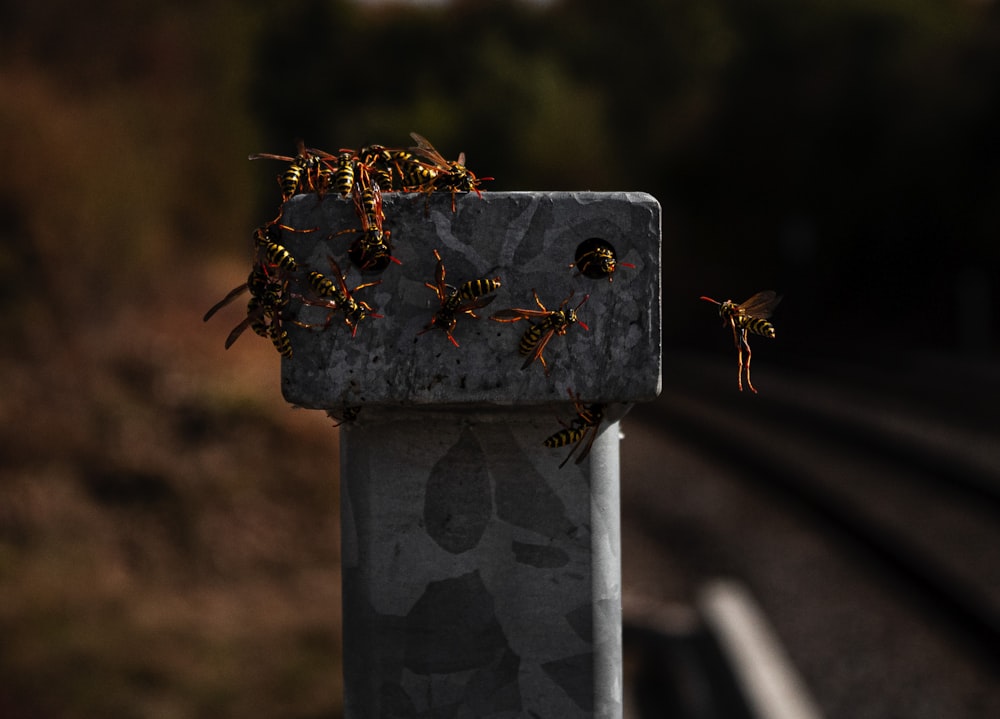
0, 4, 347, 718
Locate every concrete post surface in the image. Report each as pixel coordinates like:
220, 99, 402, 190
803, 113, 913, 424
278, 191, 661, 718
340, 408, 622, 718
279, 191, 660, 408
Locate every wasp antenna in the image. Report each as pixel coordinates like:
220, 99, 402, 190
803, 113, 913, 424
699, 296, 721, 305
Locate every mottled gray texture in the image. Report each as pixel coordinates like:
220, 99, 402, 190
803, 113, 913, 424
339, 410, 625, 718
278, 191, 660, 409
296, 192, 658, 718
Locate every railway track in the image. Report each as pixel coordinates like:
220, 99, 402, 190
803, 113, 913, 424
620, 349, 1000, 718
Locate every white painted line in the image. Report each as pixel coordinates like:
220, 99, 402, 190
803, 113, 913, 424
698, 579, 825, 719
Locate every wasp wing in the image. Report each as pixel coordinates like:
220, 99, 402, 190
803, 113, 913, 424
738, 290, 782, 319
204, 283, 249, 322
491, 308, 550, 322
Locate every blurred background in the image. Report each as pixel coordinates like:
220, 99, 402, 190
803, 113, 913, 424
1, 0, 998, 717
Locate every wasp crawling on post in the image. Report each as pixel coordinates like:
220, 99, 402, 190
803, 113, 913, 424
203, 223, 315, 357
298, 257, 383, 337
248, 140, 335, 201
571, 238, 635, 282
490, 291, 590, 376
418, 249, 501, 347
333, 163, 401, 273
700, 290, 781, 394
544, 388, 606, 468
326, 406, 361, 427
407, 132, 492, 211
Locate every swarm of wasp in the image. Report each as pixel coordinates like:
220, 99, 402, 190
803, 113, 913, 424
544, 388, 606, 469
203, 223, 310, 357
417, 249, 502, 347
490, 290, 590, 376
571, 238, 635, 283
297, 257, 383, 337
700, 290, 781, 394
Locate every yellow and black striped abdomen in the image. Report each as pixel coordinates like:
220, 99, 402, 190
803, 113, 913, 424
279, 163, 304, 199
544, 426, 587, 449
335, 153, 355, 197
518, 323, 544, 356
268, 323, 293, 358
308, 271, 341, 301
261, 242, 298, 272
736, 316, 776, 338
457, 277, 501, 301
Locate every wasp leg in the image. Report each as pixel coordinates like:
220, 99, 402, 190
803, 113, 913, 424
730, 321, 744, 392
740, 329, 757, 394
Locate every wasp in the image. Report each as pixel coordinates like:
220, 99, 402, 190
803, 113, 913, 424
231, 285, 295, 357
208, 267, 296, 357
353, 144, 397, 189
203, 222, 301, 325
544, 388, 606, 469
385, 147, 438, 191
333, 151, 357, 197
300, 257, 383, 337
251, 223, 301, 273
571, 238, 635, 283
700, 290, 781, 394
326, 406, 361, 427
417, 249, 501, 347
248, 140, 331, 200
334, 165, 401, 273
407, 132, 492, 211
491, 291, 590, 375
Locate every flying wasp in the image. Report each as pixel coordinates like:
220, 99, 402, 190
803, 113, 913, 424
407, 132, 492, 211
299, 257, 383, 337
417, 249, 501, 347
700, 290, 781, 394
544, 388, 606, 469
571, 238, 635, 283
490, 291, 590, 376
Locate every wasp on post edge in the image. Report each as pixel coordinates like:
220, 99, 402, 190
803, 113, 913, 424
203, 222, 316, 357
407, 132, 492, 212
326, 406, 361, 427
332, 163, 401, 273
490, 291, 590, 376
544, 388, 606, 469
248, 140, 334, 201
700, 290, 781, 394
298, 257, 383, 337
571, 238, 635, 283
417, 249, 502, 347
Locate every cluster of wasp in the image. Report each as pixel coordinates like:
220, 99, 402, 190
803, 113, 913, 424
204, 132, 491, 355
205, 132, 639, 467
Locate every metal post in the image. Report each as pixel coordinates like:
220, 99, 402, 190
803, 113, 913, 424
279, 191, 660, 718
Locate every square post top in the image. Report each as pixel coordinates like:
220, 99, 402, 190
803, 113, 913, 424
278, 191, 661, 409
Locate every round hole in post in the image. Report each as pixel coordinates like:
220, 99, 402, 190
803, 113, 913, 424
574, 238, 621, 281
